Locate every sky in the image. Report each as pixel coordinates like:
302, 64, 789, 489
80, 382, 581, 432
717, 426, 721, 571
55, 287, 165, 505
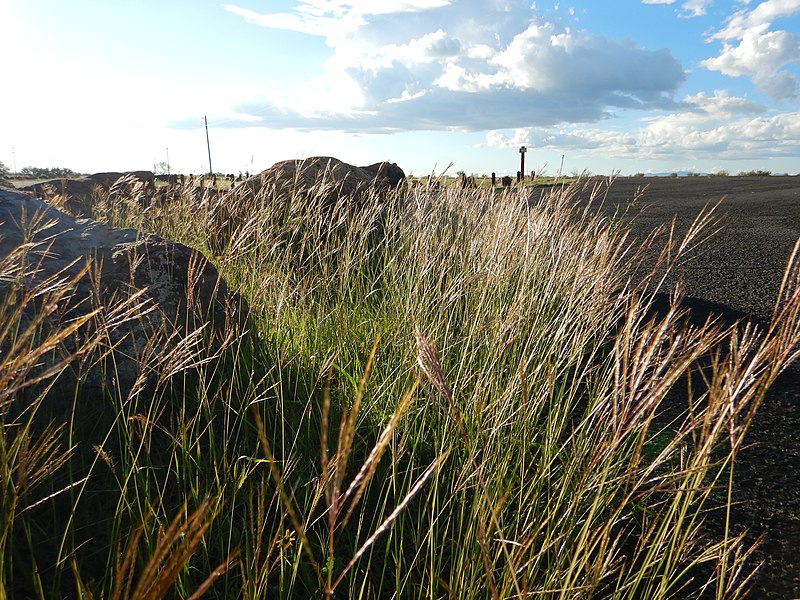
1, 0, 799, 177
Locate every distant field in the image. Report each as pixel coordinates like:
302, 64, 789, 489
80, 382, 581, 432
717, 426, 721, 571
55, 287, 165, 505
558, 175, 800, 322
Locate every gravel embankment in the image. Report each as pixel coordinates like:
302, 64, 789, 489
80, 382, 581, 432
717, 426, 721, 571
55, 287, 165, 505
552, 176, 800, 599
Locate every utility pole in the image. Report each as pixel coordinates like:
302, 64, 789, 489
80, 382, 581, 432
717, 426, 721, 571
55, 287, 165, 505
11, 146, 16, 176
166, 147, 170, 176
204, 115, 213, 176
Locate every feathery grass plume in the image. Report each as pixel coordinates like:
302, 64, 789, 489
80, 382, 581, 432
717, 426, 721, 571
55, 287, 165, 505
111, 499, 238, 600
0, 219, 108, 594
253, 332, 443, 598
5, 171, 800, 597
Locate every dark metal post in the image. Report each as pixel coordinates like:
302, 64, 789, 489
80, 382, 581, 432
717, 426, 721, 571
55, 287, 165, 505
519, 146, 527, 183
491, 172, 496, 187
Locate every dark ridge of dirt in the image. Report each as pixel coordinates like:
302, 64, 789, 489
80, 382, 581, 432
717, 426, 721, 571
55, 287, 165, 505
532, 176, 800, 598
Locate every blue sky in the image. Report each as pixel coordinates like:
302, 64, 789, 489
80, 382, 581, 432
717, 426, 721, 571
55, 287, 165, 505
1, 0, 799, 176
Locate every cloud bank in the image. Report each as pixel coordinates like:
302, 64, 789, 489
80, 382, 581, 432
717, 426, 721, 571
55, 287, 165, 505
485, 91, 800, 161
216, 1, 686, 132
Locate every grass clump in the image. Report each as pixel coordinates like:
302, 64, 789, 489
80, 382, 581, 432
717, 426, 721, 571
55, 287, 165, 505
2, 169, 800, 598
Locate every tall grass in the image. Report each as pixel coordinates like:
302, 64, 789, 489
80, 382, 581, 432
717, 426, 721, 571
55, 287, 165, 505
2, 171, 800, 598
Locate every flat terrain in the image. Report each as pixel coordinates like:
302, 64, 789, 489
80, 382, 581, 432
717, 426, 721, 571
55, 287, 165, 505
577, 176, 800, 324
545, 176, 800, 598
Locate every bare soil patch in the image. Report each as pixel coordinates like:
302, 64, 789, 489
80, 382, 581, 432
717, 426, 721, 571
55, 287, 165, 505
545, 176, 800, 598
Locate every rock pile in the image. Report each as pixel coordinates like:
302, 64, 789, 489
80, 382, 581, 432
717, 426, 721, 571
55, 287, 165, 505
19, 171, 155, 217
249, 156, 405, 208
0, 185, 246, 420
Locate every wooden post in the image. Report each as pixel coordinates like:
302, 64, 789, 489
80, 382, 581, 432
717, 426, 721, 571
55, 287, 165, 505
204, 115, 213, 176
491, 172, 496, 187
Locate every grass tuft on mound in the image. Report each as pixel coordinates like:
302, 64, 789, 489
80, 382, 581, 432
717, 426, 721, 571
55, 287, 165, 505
3, 176, 800, 598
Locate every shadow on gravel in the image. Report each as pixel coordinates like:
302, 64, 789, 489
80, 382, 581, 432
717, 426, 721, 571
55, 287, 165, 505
646, 292, 800, 598
572, 177, 800, 598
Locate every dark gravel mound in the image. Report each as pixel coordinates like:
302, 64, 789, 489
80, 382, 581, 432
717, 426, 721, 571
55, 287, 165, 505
545, 176, 800, 598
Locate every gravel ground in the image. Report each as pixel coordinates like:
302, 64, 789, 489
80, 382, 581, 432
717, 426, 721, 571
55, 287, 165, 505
541, 176, 800, 598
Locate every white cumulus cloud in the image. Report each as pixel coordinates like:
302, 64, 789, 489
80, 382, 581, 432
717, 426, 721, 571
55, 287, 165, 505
220, 2, 686, 132
222, 0, 452, 38
680, 0, 713, 17
703, 0, 800, 99
485, 91, 799, 162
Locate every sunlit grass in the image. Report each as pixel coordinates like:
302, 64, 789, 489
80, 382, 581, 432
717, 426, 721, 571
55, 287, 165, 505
2, 169, 799, 598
